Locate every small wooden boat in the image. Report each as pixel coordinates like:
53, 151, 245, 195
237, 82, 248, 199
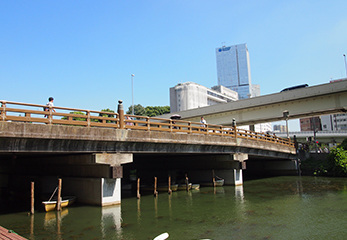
177, 183, 192, 191
42, 196, 76, 212
200, 179, 224, 187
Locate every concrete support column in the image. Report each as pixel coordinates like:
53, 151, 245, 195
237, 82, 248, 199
62, 153, 133, 206
232, 153, 248, 186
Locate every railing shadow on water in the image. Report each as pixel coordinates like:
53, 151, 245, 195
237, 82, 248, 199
0, 100, 294, 148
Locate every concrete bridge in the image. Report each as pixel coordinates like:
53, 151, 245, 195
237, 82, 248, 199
0, 100, 296, 208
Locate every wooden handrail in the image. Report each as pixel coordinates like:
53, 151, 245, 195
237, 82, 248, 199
0, 100, 295, 148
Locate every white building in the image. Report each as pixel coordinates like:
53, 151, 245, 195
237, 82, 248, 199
321, 114, 347, 131
170, 82, 238, 112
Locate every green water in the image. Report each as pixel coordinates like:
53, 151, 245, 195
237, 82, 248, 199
1, 176, 347, 240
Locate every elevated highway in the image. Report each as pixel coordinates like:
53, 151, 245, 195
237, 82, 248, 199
162, 78, 347, 126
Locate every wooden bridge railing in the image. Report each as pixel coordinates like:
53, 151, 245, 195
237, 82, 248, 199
0, 100, 294, 148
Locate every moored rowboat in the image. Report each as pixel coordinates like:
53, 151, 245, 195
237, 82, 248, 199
200, 179, 224, 187
142, 184, 178, 192
177, 183, 192, 191
42, 196, 76, 212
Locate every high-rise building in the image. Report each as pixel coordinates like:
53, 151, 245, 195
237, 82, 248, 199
216, 43, 253, 99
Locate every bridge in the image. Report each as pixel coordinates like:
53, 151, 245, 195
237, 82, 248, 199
161, 78, 347, 126
0, 100, 296, 208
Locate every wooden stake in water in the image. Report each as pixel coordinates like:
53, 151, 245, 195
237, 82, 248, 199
154, 177, 158, 197
212, 169, 216, 187
185, 174, 189, 192
137, 178, 141, 199
56, 179, 62, 211
168, 175, 172, 194
30, 182, 34, 215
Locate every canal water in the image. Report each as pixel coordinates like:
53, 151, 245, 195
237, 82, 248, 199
1, 176, 347, 240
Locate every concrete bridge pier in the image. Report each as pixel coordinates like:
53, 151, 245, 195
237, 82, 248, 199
60, 153, 133, 206
187, 153, 247, 186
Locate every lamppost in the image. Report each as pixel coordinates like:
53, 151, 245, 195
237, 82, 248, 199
283, 110, 289, 138
131, 74, 135, 115
344, 54, 347, 77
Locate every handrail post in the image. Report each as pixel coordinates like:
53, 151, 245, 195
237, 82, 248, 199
147, 117, 150, 131
86, 110, 91, 127
48, 106, 53, 125
189, 122, 192, 134
1, 102, 6, 121
118, 100, 124, 129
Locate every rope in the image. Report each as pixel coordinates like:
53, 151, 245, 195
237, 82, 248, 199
48, 186, 58, 201
215, 175, 223, 180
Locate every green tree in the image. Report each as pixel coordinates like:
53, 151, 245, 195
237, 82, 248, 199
327, 147, 347, 176
126, 104, 146, 116
145, 106, 170, 117
126, 105, 170, 117
62, 111, 87, 121
99, 108, 116, 123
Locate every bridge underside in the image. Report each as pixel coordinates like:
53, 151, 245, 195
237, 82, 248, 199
0, 122, 297, 211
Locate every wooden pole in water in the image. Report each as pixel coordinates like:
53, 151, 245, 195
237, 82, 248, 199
185, 174, 189, 192
30, 182, 34, 215
137, 178, 141, 199
56, 178, 62, 211
168, 175, 172, 194
212, 170, 216, 187
154, 177, 158, 197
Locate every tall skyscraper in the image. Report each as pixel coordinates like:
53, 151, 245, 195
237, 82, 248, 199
216, 43, 253, 99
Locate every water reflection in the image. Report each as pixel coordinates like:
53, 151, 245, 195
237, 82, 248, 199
100, 204, 122, 239
43, 208, 69, 228
2, 176, 347, 239
235, 185, 244, 203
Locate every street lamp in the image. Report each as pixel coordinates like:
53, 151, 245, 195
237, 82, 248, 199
344, 54, 347, 77
131, 74, 135, 115
283, 110, 289, 138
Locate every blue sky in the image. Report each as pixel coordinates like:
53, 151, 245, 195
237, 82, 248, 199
1, 1, 347, 131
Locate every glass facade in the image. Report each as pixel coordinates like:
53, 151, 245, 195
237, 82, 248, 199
216, 44, 252, 99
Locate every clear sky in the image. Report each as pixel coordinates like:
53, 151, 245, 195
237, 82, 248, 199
1, 1, 347, 131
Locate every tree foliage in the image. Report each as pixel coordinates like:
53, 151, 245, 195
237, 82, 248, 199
126, 104, 169, 117
327, 147, 347, 176
126, 104, 146, 116
99, 108, 116, 123
301, 138, 347, 177
145, 106, 170, 117
62, 111, 87, 121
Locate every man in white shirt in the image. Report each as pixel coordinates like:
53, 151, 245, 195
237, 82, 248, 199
200, 116, 206, 131
45, 97, 56, 113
